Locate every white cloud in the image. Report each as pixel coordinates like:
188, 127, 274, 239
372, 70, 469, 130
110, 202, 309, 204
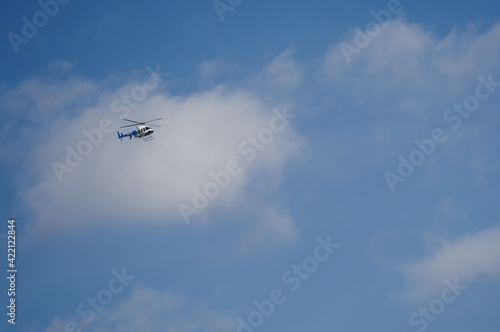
323, 19, 500, 115
25, 88, 301, 232
316, 19, 500, 183
0, 76, 99, 164
44, 285, 236, 332
258, 48, 303, 91
1, 59, 304, 249
0, 76, 98, 120
393, 225, 500, 303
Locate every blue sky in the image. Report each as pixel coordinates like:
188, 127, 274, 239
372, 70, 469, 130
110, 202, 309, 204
1, 0, 500, 331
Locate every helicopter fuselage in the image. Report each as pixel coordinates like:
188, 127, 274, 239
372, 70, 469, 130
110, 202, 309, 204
118, 118, 162, 142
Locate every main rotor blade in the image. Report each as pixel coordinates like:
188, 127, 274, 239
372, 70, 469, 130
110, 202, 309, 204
143, 118, 163, 124
121, 118, 143, 124
121, 118, 163, 128
148, 124, 161, 128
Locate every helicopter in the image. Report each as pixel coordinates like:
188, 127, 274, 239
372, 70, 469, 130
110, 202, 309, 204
117, 118, 163, 142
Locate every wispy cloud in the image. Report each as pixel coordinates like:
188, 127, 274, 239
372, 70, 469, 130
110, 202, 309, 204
44, 285, 236, 332
256, 48, 303, 92
315, 19, 500, 184
393, 225, 500, 304
323, 19, 500, 116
